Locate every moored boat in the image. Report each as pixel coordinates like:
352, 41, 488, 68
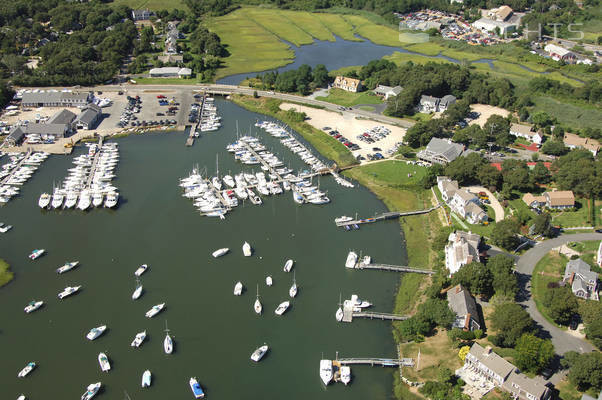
134, 264, 148, 277
56, 261, 79, 274
345, 251, 358, 269
320, 359, 333, 385
98, 353, 111, 372
142, 370, 152, 388
24, 300, 43, 314
164, 321, 173, 354
289, 272, 297, 298
189, 377, 205, 399
283, 259, 294, 272
145, 303, 165, 318
250, 344, 269, 362
340, 366, 351, 385
86, 325, 107, 340
234, 281, 243, 296
17, 362, 36, 378
58, 285, 81, 299
132, 279, 143, 300
212, 248, 229, 258
336, 306, 344, 322
265, 276, 273, 286
131, 330, 147, 347
29, 249, 45, 260
242, 241, 252, 256
38, 193, 51, 208
81, 382, 101, 400
274, 301, 290, 316
254, 285, 262, 314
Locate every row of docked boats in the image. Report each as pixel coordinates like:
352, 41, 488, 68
0, 151, 48, 204
320, 359, 352, 386
198, 97, 221, 132
38, 142, 119, 211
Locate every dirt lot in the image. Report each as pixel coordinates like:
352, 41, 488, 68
469, 104, 510, 127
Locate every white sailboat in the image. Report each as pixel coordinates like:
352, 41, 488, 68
234, 281, 243, 296
336, 293, 344, 322
164, 320, 173, 354
289, 272, 297, 298
254, 285, 262, 314
242, 241, 252, 256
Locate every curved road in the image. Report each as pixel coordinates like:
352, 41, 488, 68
516, 233, 602, 355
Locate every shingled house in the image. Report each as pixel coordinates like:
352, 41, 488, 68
563, 258, 599, 301
446, 284, 482, 331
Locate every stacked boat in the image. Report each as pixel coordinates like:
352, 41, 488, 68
199, 97, 221, 132
0, 152, 48, 204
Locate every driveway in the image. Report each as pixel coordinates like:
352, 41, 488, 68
516, 233, 602, 355
466, 186, 505, 222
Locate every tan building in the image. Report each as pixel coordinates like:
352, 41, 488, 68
544, 190, 575, 209
522, 193, 546, 208
510, 123, 543, 145
563, 133, 599, 156
332, 76, 361, 93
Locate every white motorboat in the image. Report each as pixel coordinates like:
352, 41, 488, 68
38, 193, 51, 208
17, 395, 26, 400
86, 325, 107, 340
223, 175, 235, 188
132, 279, 143, 300
335, 216, 353, 224
242, 241, 252, 256
98, 352, 111, 372
17, 362, 36, 378
134, 264, 148, 277
64, 192, 78, 208
56, 261, 79, 274
24, 300, 43, 313
345, 251, 358, 269
131, 330, 147, 347
145, 303, 165, 318
51, 191, 64, 209
164, 321, 173, 354
104, 192, 118, 208
266, 276, 273, 286
320, 359, 333, 385
362, 255, 371, 265
350, 294, 372, 308
0, 224, 12, 233
77, 190, 91, 210
58, 285, 81, 299
336, 306, 344, 322
283, 259, 294, 272
274, 301, 290, 315
250, 344, 269, 362
212, 248, 229, 258
142, 370, 152, 388
340, 366, 351, 385
289, 272, 297, 298
211, 176, 222, 190
92, 192, 104, 207
81, 382, 101, 400
254, 285, 262, 314
234, 281, 243, 296
189, 377, 205, 398
29, 249, 45, 260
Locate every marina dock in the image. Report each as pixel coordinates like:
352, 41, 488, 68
356, 263, 434, 275
83, 137, 103, 190
335, 205, 441, 227
341, 302, 408, 323
0, 150, 33, 185
337, 358, 414, 367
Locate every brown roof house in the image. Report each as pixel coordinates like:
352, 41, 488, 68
563, 133, 600, 156
544, 190, 574, 209
332, 76, 361, 93
446, 284, 483, 331
522, 193, 546, 209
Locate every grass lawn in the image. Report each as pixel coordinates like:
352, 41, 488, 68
556, 377, 601, 400
316, 88, 383, 107
551, 198, 597, 228
0, 258, 13, 287
532, 96, 602, 130
565, 240, 602, 272
532, 251, 568, 328
359, 105, 375, 111
110, 0, 188, 11
398, 330, 462, 382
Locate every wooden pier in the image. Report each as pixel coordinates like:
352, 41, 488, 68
83, 137, 103, 190
0, 150, 32, 185
335, 205, 441, 227
341, 302, 408, 323
357, 263, 434, 275
338, 358, 414, 367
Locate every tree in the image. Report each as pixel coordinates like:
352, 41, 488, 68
444, 153, 487, 185
541, 140, 568, 156
514, 333, 554, 374
490, 302, 534, 347
531, 161, 551, 184
312, 64, 329, 88
488, 254, 518, 298
565, 352, 602, 392
484, 115, 511, 146
501, 159, 531, 191
421, 163, 445, 189
491, 218, 520, 250
451, 262, 493, 296
585, 318, 602, 350
477, 164, 502, 190
532, 212, 552, 237
542, 287, 579, 326
553, 150, 601, 197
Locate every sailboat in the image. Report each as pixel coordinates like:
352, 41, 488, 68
164, 320, 173, 354
254, 284, 262, 314
289, 271, 298, 298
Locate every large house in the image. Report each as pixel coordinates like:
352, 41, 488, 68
438, 177, 487, 224
510, 123, 543, 146
563, 258, 599, 301
444, 230, 481, 275
131, 9, 155, 21
417, 138, 465, 165
21, 91, 91, 108
373, 85, 402, 100
447, 284, 483, 331
459, 343, 551, 400
544, 190, 575, 209
563, 133, 600, 156
149, 67, 192, 78
332, 76, 361, 93
418, 94, 456, 113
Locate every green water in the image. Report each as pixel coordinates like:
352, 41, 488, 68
0, 99, 407, 400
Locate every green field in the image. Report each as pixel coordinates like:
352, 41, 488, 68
110, 0, 188, 11
316, 88, 383, 107
532, 251, 568, 328
532, 96, 602, 130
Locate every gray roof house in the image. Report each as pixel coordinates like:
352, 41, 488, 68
48, 109, 76, 126
563, 258, 599, 301
417, 138, 464, 165
5, 126, 25, 146
444, 230, 481, 275
439, 94, 457, 112
373, 85, 403, 100
447, 284, 482, 331
419, 95, 440, 113
21, 92, 91, 108
74, 104, 102, 130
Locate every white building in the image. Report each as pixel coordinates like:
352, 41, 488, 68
445, 231, 481, 276
373, 85, 403, 100
597, 241, 602, 268
544, 44, 577, 63
510, 123, 543, 145
438, 176, 488, 224
149, 67, 192, 78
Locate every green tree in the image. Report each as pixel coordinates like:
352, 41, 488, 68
444, 153, 487, 185
451, 262, 493, 296
514, 333, 554, 374
585, 318, 602, 350
477, 164, 502, 190
531, 161, 551, 184
311, 64, 329, 88
491, 218, 520, 250
532, 212, 552, 237
566, 352, 602, 392
490, 302, 534, 347
542, 287, 579, 326
484, 115, 511, 146
541, 140, 568, 156
488, 254, 518, 298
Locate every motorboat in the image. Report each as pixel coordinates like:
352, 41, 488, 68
211, 176, 222, 190
266, 276, 273, 286
274, 301, 290, 316
104, 192, 118, 208
17, 362, 36, 378
212, 248, 229, 258
77, 190, 91, 210
142, 370, 151, 388
164, 321, 173, 354
57, 261, 79, 274
58, 285, 81, 299
362, 255, 371, 265
134, 264, 148, 277
345, 251, 358, 269
86, 325, 107, 340
234, 281, 243, 296
335, 216, 353, 224
189, 377, 205, 399
283, 259, 294, 272
320, 359, 333, 385
340, 366, 351, 385
29, 249, 45, 260
131, 330, 147, 347
350, 294, 372, 308
92, 192, 104, 208
289, 272, 297, 298
51, 191, 64, 209
336, 306, 344, 322
250, 344, 269, 362
223, 175, 235, 188
38, 192, 51, 208
145, 303, 165, 318
81, 382, 101, 400
0, 224, 12, 233
242, 241, 252, 256
98, 353, 111, 372
64, 192, 78, 208
132, 279, 143, 300
17, 395, 26, 400
254, 285, 262, 314
24, 300, 43, 313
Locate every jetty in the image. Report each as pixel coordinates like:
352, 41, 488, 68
338, 358, 414, 367
334, 205, 441, 227
341, 301, 408, 323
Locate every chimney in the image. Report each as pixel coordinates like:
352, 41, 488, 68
484, 346, 492, 355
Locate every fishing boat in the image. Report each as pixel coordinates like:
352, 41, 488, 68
131, 330, 146, 347
250, 344, 269, 362
38, 192, 51, 208
345, 251, 358, 269
340, 366, 351, 385
142, 370, 151, 388
283, 259, 294, 272
145, 303, 165, 318
254, 285, 262, 314
320, 359, 333, 385
212, 248, 229, 258
164, 321, 173, 354
132, 278, 143, 300
86, 325, 107, 340
234, 281, 243, 296
80, 382, 101, 400
17, 362, 36, 378
289, 272, 297, 298
29, 249, 45, 260
56, 261, 79, 274
134, 264, 148, 277
24, 300, 43, 313
265, 276, 273, 286
242, 241, 252, 256
58, 285, 81, 299
98, 353, 111, 372
274, 301, 290, 316
189, 377, 205, 398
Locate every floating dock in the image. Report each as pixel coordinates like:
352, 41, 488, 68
337, 358, 414, 367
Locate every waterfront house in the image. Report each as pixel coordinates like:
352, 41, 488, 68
437, 176, 459, 202
447, 284, 483, 330
544, 190, 574, 209
417, 138, 464, 165
510, 123, 543, 146
373, 85, 403, 100
21, 91, 91, 108
149, 67, 192, 78
563, 133, 599, 156
332, 76, 362, 92
418, 95, 439, 113
444, 230, 481, 276
563, 258, 599, 301
74, 104, 102, 130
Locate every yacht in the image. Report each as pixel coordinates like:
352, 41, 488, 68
234, 281, 243, 296
104, 192, 118, 208
320, 359, 333, 385
29, 249, 45, 260
242, 241, 252, 256
58, 285, 81, 299
340, 366, 351, 385
64, 192, 78, 208
335, 216, 353, 224
24, 300, 44, 313
283, 259, 294, 272
350, 294, 372, 308
164, 321, 173, 354
51, 191, 64, 209
345, 251, 358, 269
86, 325, 107, 340
250, 344, 269, 362
81, 382, 101, 400
134, 264, 148, 277
142, 370, 152, 388
132, 279, 143, 300
92, 192, 104, 208
131, 330, 147, 347
17, 362, 36, 378
56, 261, 79, 274
38, 193, 51, 208
77, 190, 91, 210
265, 276, 273, 286
212, 248, 229, 258
274, 301, 290, 316
223, 175, 235, 188
98, 352, 111, 372
289, 272, 297, 298
254, 285, 262, 314
189, 377, 205, 399
145, 303, 165, 318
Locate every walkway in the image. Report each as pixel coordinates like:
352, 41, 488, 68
465, 186, 505, 222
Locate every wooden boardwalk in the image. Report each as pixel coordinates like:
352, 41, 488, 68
335, 205, 441, 227
357, 263, 434, 275
352, 312, 409, 321
338, 358, 414, 367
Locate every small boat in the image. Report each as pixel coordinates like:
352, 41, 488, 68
132, 278, 143, 300
86, 325, 107, 340
142, 370, 152, 388
340, 366, 351, 385
29, 249, 45, 260
104, 192, 118, 208
189, 377, 205, 398
254, 285, 262, 314
92, 192, 104, 208
17, 362, 36, 378
212, 248, 229, 258
289, 272, 297, 298
283, 259, 294, 272
320, 359, 333, 385
350, 294, 372, 308
0, 224, 12, 233
38, 192, 51, 208
164, 321, 173, 354
17, 395, 26, 400
131, 330, 146, 347
362, 255, 371, 265
81, 382, 101, 400
145, 303, 165, 318
274, 301, 290, 316
242, 241, 252, 256
234, 281, 243, 296
336, 306, 344, 322
266, 276, 273, 286
98, 353, 111, 372
345, 251, 358, 269
134, 264, 148, 277
24, 300, 43, 313
250, 344, 269, 362
335, 216, 353, 224
56, 261, 79, 274
58, 285, 81, 299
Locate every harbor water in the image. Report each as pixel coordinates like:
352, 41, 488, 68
0, 98, 408, 399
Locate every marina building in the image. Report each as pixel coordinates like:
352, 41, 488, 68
444, 230, 481, 276
75, 104, 102, 130
5, 126, 25, 146
332, 76, 362, 93
563, 258, 599, 301
21, 91, 92, 108
417, 138, 464, 165
48, 109, 77, 126
446, 284, 482, 330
